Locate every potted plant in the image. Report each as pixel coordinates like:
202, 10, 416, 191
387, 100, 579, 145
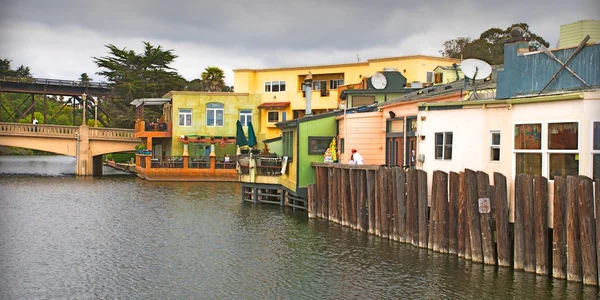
240, 146, 250, 154
135, 144, 147, 154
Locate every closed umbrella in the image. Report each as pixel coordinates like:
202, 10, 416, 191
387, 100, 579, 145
236, 120, 247, 146
247, 121, 257, 148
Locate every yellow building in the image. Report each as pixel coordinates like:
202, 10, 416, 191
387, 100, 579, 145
559, 20, 600, 48
234, 55, 459, 139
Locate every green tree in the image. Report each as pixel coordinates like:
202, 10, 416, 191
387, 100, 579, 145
200, 66, 225, 92
439, 23, 549, 65
0, 59, 31, 77
79, 73, 91, 86
93, 42, 187, 128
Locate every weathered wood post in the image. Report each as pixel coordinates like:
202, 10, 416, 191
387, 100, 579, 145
308, 183, 317, 218
523, 175, 536, 273
448, 171, 459, 255
407, 169, 419, 246
566, 175, 582, 282
358, 169, 368, 232
514, 174, 525, 270
334, 167, 341, 224
595, 178, 600, 285
328, 166, 337, 223
387, 168, 397, 241
374, 167, 381, 236
577, 176, 597, 286
429, 170, 439, 251
534, 175, 549, 275
465, 169, 482, 263
477, 171, 495, 265
391, 168, 399, 241
553, 176, 568, 279
396, 169, 407, 243
417, 169, 428, 248
379, 166, 389, 238
458, 171, 468, 259
437, 171, 449, 253
493, 172, 510, 268
367, 170, 376, 235
349, 168, 358, 230
341, 168, 349, 226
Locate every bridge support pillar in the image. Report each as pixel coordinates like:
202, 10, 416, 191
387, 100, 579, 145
93, 155, 103, 176
76, 125, 93, 176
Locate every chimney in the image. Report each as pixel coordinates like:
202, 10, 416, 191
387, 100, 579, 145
304, 72, 313, 116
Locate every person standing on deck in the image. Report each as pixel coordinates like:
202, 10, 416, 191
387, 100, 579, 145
351, 149, 363, 164
33, 117, 39, 132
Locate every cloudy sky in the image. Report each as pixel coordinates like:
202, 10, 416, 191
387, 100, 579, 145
0, 0, 597, 85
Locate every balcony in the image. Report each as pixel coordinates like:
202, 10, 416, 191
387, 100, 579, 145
136, 154, 237, 181
238, 155, 283, 185
134, 120, 172, 138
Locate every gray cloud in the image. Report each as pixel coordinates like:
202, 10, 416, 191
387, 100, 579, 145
1, 0, 598, 83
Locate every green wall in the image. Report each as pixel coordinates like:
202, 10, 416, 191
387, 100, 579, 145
298, 116, 337, 188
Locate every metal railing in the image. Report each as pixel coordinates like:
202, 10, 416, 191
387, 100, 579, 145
256, 157, 282, 175
150, 157, 184, 168
189, 157, 210, 169
0, 76, 110, 89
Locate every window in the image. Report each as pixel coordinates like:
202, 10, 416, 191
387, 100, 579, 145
178, 109, 192, 127
281, 111, 287, 122
594, 122, 600, 179
490, 131, 500, 161
340, 137, 345, 154
265, 81, 286, 92
308, 137, 333, 155
206, 103, 224, 127
282, 130, 293, 160
352, 96, 375, 108
434, 72, 443, 84
330, 79, 344, 89
239, 110, 252, 126
514, 123, 542, 177
548, 122, 578, 180
267, 111, 279, 123
293, 110, 305, 119
426, 71, 434, 83
434, 132, 453, 160
312, 80, 327, 91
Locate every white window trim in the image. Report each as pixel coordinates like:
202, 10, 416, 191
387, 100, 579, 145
434, 131, 453, 160
591, 120, 600, 178
490, 130, 501, 162
264, 80, 286, 93
512, 120, 580, 180
206, 104, 224, 127
239, 110, 252, 126
426, 71, 434, 83
178, 109, 192, 127
267, 111, 279, 123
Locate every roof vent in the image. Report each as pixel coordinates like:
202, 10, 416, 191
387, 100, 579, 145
383, 67, 398, 72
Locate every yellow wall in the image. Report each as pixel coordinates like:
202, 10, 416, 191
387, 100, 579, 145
234, 55, 459, 139
559, 20, 600, 48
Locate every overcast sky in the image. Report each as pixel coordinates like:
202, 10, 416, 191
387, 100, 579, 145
0, 0, 597, 85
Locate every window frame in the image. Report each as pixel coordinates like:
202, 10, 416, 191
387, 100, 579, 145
239, 109, 252, 126
178, 108, 192, 127
282, 130, 294, 161
206, 102, 224, 127
490, 130, 501, 162
308, 136, 333, 155
267, 111, 279, 123
312, 80, 327, 91
426, 71, 434, 83
330, 79, 344, 89
434, 131, 453, 160
264, 81, 286, 93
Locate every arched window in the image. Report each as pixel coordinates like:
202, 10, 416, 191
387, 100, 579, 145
206, 103, 224, 126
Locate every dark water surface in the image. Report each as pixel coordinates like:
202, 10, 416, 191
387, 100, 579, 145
0, 156, 598, 299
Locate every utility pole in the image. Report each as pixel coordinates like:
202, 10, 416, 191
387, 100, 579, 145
81, 93, 87, 126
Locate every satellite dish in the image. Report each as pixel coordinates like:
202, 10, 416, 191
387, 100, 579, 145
460, 58, 492, 80
371, 72, 387, 89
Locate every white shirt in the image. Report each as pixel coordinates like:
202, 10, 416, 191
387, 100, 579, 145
352, 152, 364, 164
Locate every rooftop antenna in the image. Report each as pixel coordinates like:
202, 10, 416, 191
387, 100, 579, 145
460, 58, 492, 100
357, 54, 360, 62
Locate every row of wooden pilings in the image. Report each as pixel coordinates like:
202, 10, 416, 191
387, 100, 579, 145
308, 163, 600, 286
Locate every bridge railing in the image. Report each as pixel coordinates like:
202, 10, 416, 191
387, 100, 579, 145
0, 76, 110, 89
89, 127, 136, 139
0, 122, 77, 136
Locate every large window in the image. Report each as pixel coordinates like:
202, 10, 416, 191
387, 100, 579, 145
206, 103, 224, 127
178, 109, 192, 127
426, 71, 434, 83
514, 122, 579, 179
490, 131, 500, 161
282, 130, 293, 160
308, 137, 333, 155
330, 79, 344, 89
312, 80, 327, 91
239, 110, 252, 126
267, 111, 279, 123
434, 132, 453, 160
514, 123, 542, 176
265, 81, 286, 92
593, 121, 600, 179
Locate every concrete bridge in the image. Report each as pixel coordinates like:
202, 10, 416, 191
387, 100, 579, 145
0, 122, 140, 175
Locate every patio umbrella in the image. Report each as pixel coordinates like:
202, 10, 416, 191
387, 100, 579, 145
247, 121, 257, 148
236, 120, 248, 146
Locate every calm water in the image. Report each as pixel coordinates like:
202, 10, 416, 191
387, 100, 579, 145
0, 156, 597, 299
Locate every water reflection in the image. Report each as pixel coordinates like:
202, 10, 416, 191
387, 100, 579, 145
0, 156, 598, 299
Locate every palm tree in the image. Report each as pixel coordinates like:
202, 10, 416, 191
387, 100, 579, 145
201, 66, 225, 92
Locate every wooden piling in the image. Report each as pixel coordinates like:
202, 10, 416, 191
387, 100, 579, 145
566, 176, 582, 282
417, 169, 428, 248
465, 169, 482, 263
388, 168, 398, 241
493, 172, 510, 268
523, 175, 536, 273
357, 170, 368, 232
429, 170, 439, 251
379, 167, 389, 238
367, 170, 376, 235
349, 169, 358, 230
334, 167, 342, 224
448, 171, 459, 255
437, 171, 449, 254
374, 168, 382, 236
315, 167, 323, 218
308, 183, 317, 218
396, 169, 407, 243
476, 171, 495, 265
514, 174, 525, 270
552, 176, 568, 279
407, 169, 419, 246
534, 175, 549, 275
458, 171, 467, 258
577, 176, 597, 286
595, 179, 600, 285
343, 168, 351, 226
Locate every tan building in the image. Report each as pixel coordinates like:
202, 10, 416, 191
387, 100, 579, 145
559, 19, 600, 47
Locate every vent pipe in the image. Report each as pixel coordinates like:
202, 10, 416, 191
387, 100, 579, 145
304, 72, 313, 116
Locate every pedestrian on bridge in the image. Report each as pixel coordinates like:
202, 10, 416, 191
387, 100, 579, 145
33, 117, 39, 132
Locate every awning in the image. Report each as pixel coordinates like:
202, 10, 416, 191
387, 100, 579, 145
130, 98, 171, 107
257, 101, 290, 109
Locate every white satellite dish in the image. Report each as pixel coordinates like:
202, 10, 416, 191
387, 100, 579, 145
460, 58, 492, 100
460, 58, 492, 80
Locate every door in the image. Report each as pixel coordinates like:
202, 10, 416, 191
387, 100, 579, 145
386, 137, 404, 167
406, 137, 417, 168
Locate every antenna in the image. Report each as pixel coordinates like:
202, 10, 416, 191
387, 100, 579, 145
460, 58, 492, 100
